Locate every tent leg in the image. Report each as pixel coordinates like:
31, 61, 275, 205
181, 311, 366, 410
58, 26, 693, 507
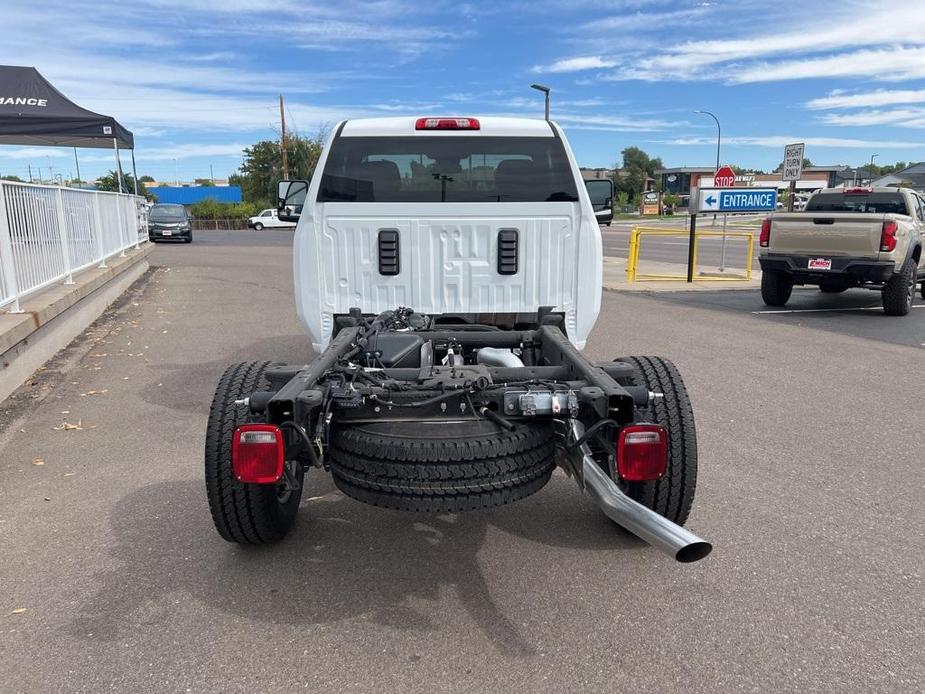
113, 138, 124, 194
131, 150, 138, 196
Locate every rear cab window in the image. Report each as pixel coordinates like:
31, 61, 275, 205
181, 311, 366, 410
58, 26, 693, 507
805, 192, 911, 215
318, 136, 580, 203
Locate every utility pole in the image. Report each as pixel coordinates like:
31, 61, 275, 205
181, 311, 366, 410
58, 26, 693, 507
28, 164, 33, 183
279, 94, 289, 179
210, 164, 215, 185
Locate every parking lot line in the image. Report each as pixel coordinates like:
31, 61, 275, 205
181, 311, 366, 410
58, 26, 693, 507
754, 305, 925, 315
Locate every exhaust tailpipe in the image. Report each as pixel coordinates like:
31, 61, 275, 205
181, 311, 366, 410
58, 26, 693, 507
570, 421, 712, 563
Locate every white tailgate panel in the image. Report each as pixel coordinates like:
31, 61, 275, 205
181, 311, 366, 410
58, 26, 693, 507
294, 203, 601, 350
325, 214, 574, 313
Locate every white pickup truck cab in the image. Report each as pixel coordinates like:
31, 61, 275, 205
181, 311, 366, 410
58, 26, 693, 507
282, 116, 602, 350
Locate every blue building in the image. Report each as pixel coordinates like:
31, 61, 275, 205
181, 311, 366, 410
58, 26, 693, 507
148, 185, 242, 204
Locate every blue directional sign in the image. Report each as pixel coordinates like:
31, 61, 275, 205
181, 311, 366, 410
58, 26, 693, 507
699, 188, 777, 213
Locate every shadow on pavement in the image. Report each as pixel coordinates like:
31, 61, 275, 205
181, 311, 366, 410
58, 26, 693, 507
139, 335, 315, 414
70, 475, 644, 656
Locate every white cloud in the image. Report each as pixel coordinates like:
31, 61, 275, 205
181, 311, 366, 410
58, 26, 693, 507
601, 6, 925, 84
663, 136, 925, 149
578, 7, 708, 32
534, 56, 618, 74
727, 47, 925, 84
818, 108, 925, 127
807, 89, 925, 110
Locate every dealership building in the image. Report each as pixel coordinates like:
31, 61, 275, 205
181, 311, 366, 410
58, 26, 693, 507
657, 165, 862, 208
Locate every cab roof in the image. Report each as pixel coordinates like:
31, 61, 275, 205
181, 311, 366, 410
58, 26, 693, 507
339, 116, 557, 137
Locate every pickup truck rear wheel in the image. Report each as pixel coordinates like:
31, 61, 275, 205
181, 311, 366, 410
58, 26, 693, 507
761, 270, 793, 306
882, 258, 916, 316
204, 361, 303, 544
328, 419, 555, 512
614, 356, 698, 526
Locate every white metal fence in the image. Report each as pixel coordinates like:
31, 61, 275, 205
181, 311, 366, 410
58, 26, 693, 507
0, 181, 147, 313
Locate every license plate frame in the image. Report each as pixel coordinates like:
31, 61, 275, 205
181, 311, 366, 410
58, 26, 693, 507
808, 258, 832, 270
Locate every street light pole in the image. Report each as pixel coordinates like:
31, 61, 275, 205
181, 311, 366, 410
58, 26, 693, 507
695, 109, 723, 268
868, 153, 878, 185
694, 110, 721, 172
531, 83, 550, 121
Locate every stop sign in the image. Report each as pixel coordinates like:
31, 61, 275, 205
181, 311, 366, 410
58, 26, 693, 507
714, 166, 736, 188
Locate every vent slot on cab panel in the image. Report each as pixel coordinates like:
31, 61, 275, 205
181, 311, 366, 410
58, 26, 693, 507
497, 228, 519, 275
378, 229, 400, 275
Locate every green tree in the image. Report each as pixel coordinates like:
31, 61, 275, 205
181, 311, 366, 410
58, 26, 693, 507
236, 131, 326, 207
193, 178, 215, 187
95, 170, 151, 199
139, 175, 155, 183
1, 174, 23, 182
613, 146, 663, 204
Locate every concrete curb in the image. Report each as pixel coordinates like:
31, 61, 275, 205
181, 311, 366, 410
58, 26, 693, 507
0, 244, 154, 403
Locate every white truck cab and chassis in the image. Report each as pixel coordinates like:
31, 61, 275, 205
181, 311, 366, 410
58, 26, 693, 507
203, 117, 711, 562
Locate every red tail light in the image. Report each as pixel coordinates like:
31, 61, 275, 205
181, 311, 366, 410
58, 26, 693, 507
617, 424, 668, 482
415, 117, 480, 130
232, 424, 285, 484
759, 218, 771, 247
880, 220, 898, 252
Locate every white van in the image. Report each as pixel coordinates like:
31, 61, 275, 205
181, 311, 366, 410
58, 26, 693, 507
279, 116, 603, 350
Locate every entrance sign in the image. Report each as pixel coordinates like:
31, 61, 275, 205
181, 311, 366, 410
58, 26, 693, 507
713, 166, 736, 188
698, 188, 777, 213
782, 143, 804, 182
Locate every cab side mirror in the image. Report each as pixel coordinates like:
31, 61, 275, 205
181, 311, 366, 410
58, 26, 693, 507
277, 180, 309, 222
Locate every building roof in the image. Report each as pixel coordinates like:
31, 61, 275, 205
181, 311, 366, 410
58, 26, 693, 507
656, 167, 714, 174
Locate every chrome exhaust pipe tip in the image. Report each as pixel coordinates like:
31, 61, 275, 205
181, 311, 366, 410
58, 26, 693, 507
570, 420, 712, 563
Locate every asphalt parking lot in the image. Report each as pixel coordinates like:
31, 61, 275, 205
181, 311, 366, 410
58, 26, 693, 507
1, 230, 923, 693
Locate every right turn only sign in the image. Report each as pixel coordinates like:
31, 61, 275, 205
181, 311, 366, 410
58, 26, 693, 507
783, 143, 804, 182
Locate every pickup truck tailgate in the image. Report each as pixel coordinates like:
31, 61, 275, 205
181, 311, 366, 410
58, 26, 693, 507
769, 213, 884, 257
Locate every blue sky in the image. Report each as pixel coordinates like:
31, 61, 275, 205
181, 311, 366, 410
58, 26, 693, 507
3, 0, 925, 182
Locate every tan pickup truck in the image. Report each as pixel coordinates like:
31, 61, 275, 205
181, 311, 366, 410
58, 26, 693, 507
758, 187, 925, 315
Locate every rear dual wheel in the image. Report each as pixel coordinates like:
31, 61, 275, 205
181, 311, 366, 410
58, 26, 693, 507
204, 361, 303, 544
613, 356, 698, 526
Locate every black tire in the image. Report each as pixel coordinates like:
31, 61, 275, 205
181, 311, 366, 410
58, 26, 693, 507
205, 361, 303, 544
328, 419, 555, 512
920, 282, 925, 300
254, 222, 264, 231
882, 258, 916, 316
761, 270, 793, 306
614, 356, 698, 526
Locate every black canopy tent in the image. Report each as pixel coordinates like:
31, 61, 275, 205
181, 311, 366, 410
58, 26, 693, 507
0, 65, 137, 193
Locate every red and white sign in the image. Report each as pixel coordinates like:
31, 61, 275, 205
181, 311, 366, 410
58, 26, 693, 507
713, 166, 736, 188
808, 258, 832, 270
